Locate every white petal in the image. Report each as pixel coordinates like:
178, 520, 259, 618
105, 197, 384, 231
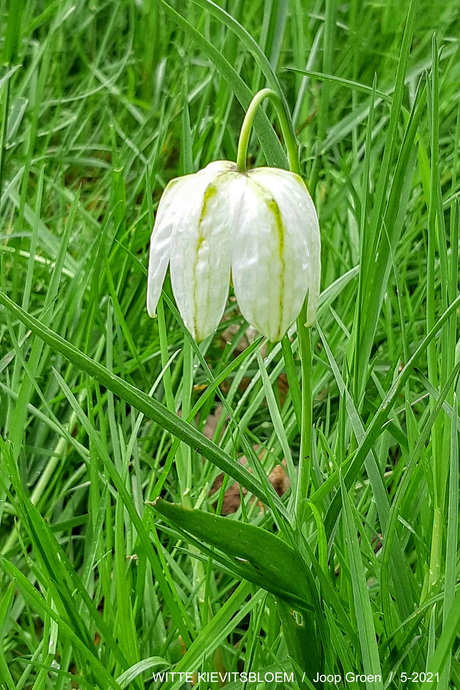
170, 166, 238, 340
147, 162, 235, 324
232, 168, 318, 341
248, 168, 320, 330
147, 175, 192, 317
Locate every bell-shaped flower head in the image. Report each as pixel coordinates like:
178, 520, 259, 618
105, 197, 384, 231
147, 161, 320, 342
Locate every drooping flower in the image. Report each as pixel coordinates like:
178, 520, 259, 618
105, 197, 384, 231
147, 161, 320, 342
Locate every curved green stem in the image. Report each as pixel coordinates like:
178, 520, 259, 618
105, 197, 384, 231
236, 88, 300, 175
237, 88, 312, 531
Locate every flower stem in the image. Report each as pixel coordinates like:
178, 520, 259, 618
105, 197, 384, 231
294, 300, 312, 528
236, 88, 300, 175
237, 88, 313, 530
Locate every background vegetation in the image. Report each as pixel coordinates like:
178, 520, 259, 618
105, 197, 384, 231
1, 0, 460, 688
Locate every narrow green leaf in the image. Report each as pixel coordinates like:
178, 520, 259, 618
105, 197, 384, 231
116, 658, 169, 689
256, 350, 296, 492
3, 0, 24, 64
285, 67, 392, 103
422, 586, 460, 687
341, 477, 383, 689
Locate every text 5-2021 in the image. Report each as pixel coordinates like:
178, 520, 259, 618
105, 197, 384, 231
391, 672, 439, 683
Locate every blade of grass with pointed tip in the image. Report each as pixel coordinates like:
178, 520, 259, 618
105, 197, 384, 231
150, 499, 313, 612
116, 658, 169, 690
286, 67, 392, 103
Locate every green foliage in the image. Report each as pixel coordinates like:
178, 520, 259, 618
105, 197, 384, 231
1, 0, 460, 688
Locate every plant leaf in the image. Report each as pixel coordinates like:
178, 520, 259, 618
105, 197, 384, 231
150, 499, 313, 613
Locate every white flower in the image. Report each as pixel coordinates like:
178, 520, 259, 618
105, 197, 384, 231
147, 161, 320, 342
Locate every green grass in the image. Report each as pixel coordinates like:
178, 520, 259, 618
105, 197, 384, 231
1, 0, 460, 688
